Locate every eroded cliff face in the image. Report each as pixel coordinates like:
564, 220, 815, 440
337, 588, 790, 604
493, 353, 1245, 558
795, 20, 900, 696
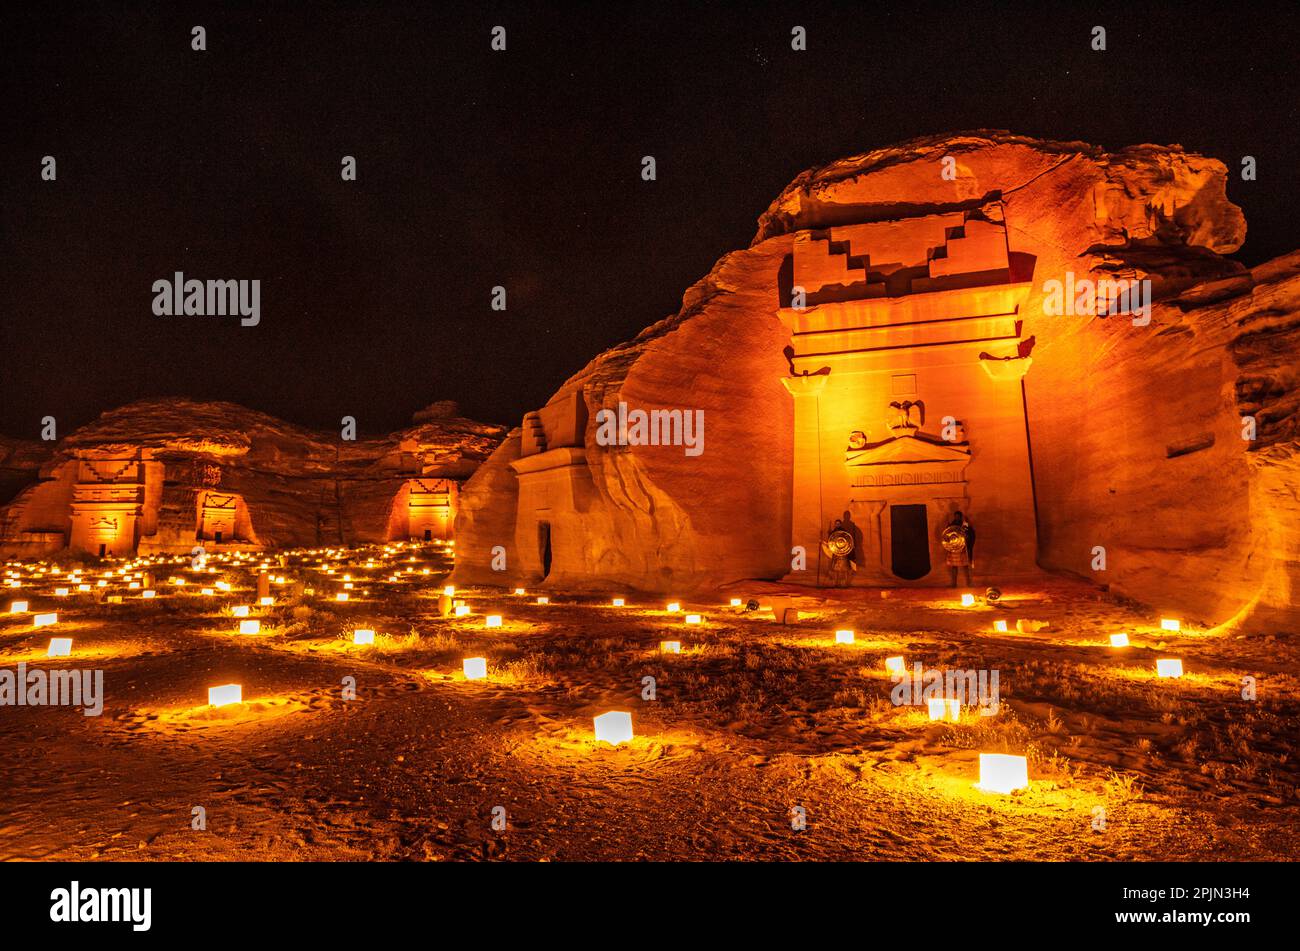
1032, 253, 1300, 629
454, 131, 1299, 632
452, 241, 795, 591
0, 436, 50, 508
0, 399, 505, 556
755, 132, 1246, 257
1232, 256, 1300, 630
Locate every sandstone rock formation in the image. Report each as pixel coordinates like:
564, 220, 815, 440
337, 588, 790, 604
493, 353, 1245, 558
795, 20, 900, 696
0, 436, 49, 508
0, 399, 505, 557
453, 131, 1299, 634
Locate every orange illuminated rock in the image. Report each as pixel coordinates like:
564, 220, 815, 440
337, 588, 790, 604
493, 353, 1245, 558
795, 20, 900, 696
454, 132, 1299, 634
0, 399, 505, 556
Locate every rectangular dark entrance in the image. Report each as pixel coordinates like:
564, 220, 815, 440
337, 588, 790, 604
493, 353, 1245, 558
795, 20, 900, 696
538, 521, 553, 579
890, 504, 931, 580
423, 529, 432, 541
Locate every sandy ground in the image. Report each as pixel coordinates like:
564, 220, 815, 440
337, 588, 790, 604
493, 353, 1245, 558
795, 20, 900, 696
1, 544, 1297, 861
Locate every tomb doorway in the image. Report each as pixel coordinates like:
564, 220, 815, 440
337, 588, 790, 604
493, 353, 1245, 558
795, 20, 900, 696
890, 504, 931, 580
538, 522, 553, 580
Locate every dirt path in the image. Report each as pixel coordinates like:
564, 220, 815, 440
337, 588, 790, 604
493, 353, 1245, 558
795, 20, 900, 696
2, 549, 1296, 861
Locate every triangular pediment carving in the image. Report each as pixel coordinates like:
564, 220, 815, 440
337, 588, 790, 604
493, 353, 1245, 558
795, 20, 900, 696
846, 433, 971, 467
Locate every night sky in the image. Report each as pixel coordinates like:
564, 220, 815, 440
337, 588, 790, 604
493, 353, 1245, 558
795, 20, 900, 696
2, 2, 1296, 439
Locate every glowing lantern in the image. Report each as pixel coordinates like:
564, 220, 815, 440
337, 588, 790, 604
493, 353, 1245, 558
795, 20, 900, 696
201, 588, 215, 596
536, 596, 549, 605
729, 598, 742, 607
665, 602, 681, 613
977, 753, 1029, 794
835, 629, 855, 644
258, 596, 274, 606
216, 581, 232, 591
513, 588, 526, 595
353, 629, 375, 645
128, 582, 140, 590
9, 601, 28, 613
1160, 618, 1181, 632
142, 589, 156, 599
47, 637, 73, 658
443, 585, 456, 596
107, 595, 122, 604
33, 613, 57, 627
993, 620, 1008, 632
611, 598, 625, 607
660, 640, 681, 654
1110, 633, 1130, 647
336, 592, 349, 602
1156, 658, 1184, 678
684, 614, 702, 625
239, 619, 261, 635
77, 584, 90, 592
485, 615, 503, 628
55, 587, 69, 597
343, 582, 354, 590
885, 656, 905, 674
208, 684, 242, 707
927, 697, 961, 722
232, 605, 250, 617
960, 594, 976, 607
454, 605, 471, 617
462, 657, 487, 680
593, 711, 634, 745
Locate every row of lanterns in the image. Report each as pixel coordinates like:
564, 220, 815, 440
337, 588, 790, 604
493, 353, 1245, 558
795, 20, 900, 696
5, 547, 1197, 795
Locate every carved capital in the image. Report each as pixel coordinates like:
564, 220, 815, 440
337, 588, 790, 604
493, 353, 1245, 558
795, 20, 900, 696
781, 374, 829, 397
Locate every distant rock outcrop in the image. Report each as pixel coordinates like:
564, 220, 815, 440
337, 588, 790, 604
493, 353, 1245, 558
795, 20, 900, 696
0, 399, 505, 557
412, 401, 462, 423
453, 131, 1299, 634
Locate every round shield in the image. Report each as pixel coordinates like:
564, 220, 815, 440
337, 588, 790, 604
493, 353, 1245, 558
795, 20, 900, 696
826, 529, 855, 557
985, 586, 1002, 602
941, 525, 968, 553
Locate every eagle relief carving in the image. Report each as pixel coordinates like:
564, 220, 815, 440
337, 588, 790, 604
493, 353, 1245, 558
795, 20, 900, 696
886, 399, 925, 435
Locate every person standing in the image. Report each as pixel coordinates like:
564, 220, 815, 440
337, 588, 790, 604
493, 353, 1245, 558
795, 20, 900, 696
943, 511, 975, 587
822, 517, 858, 588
